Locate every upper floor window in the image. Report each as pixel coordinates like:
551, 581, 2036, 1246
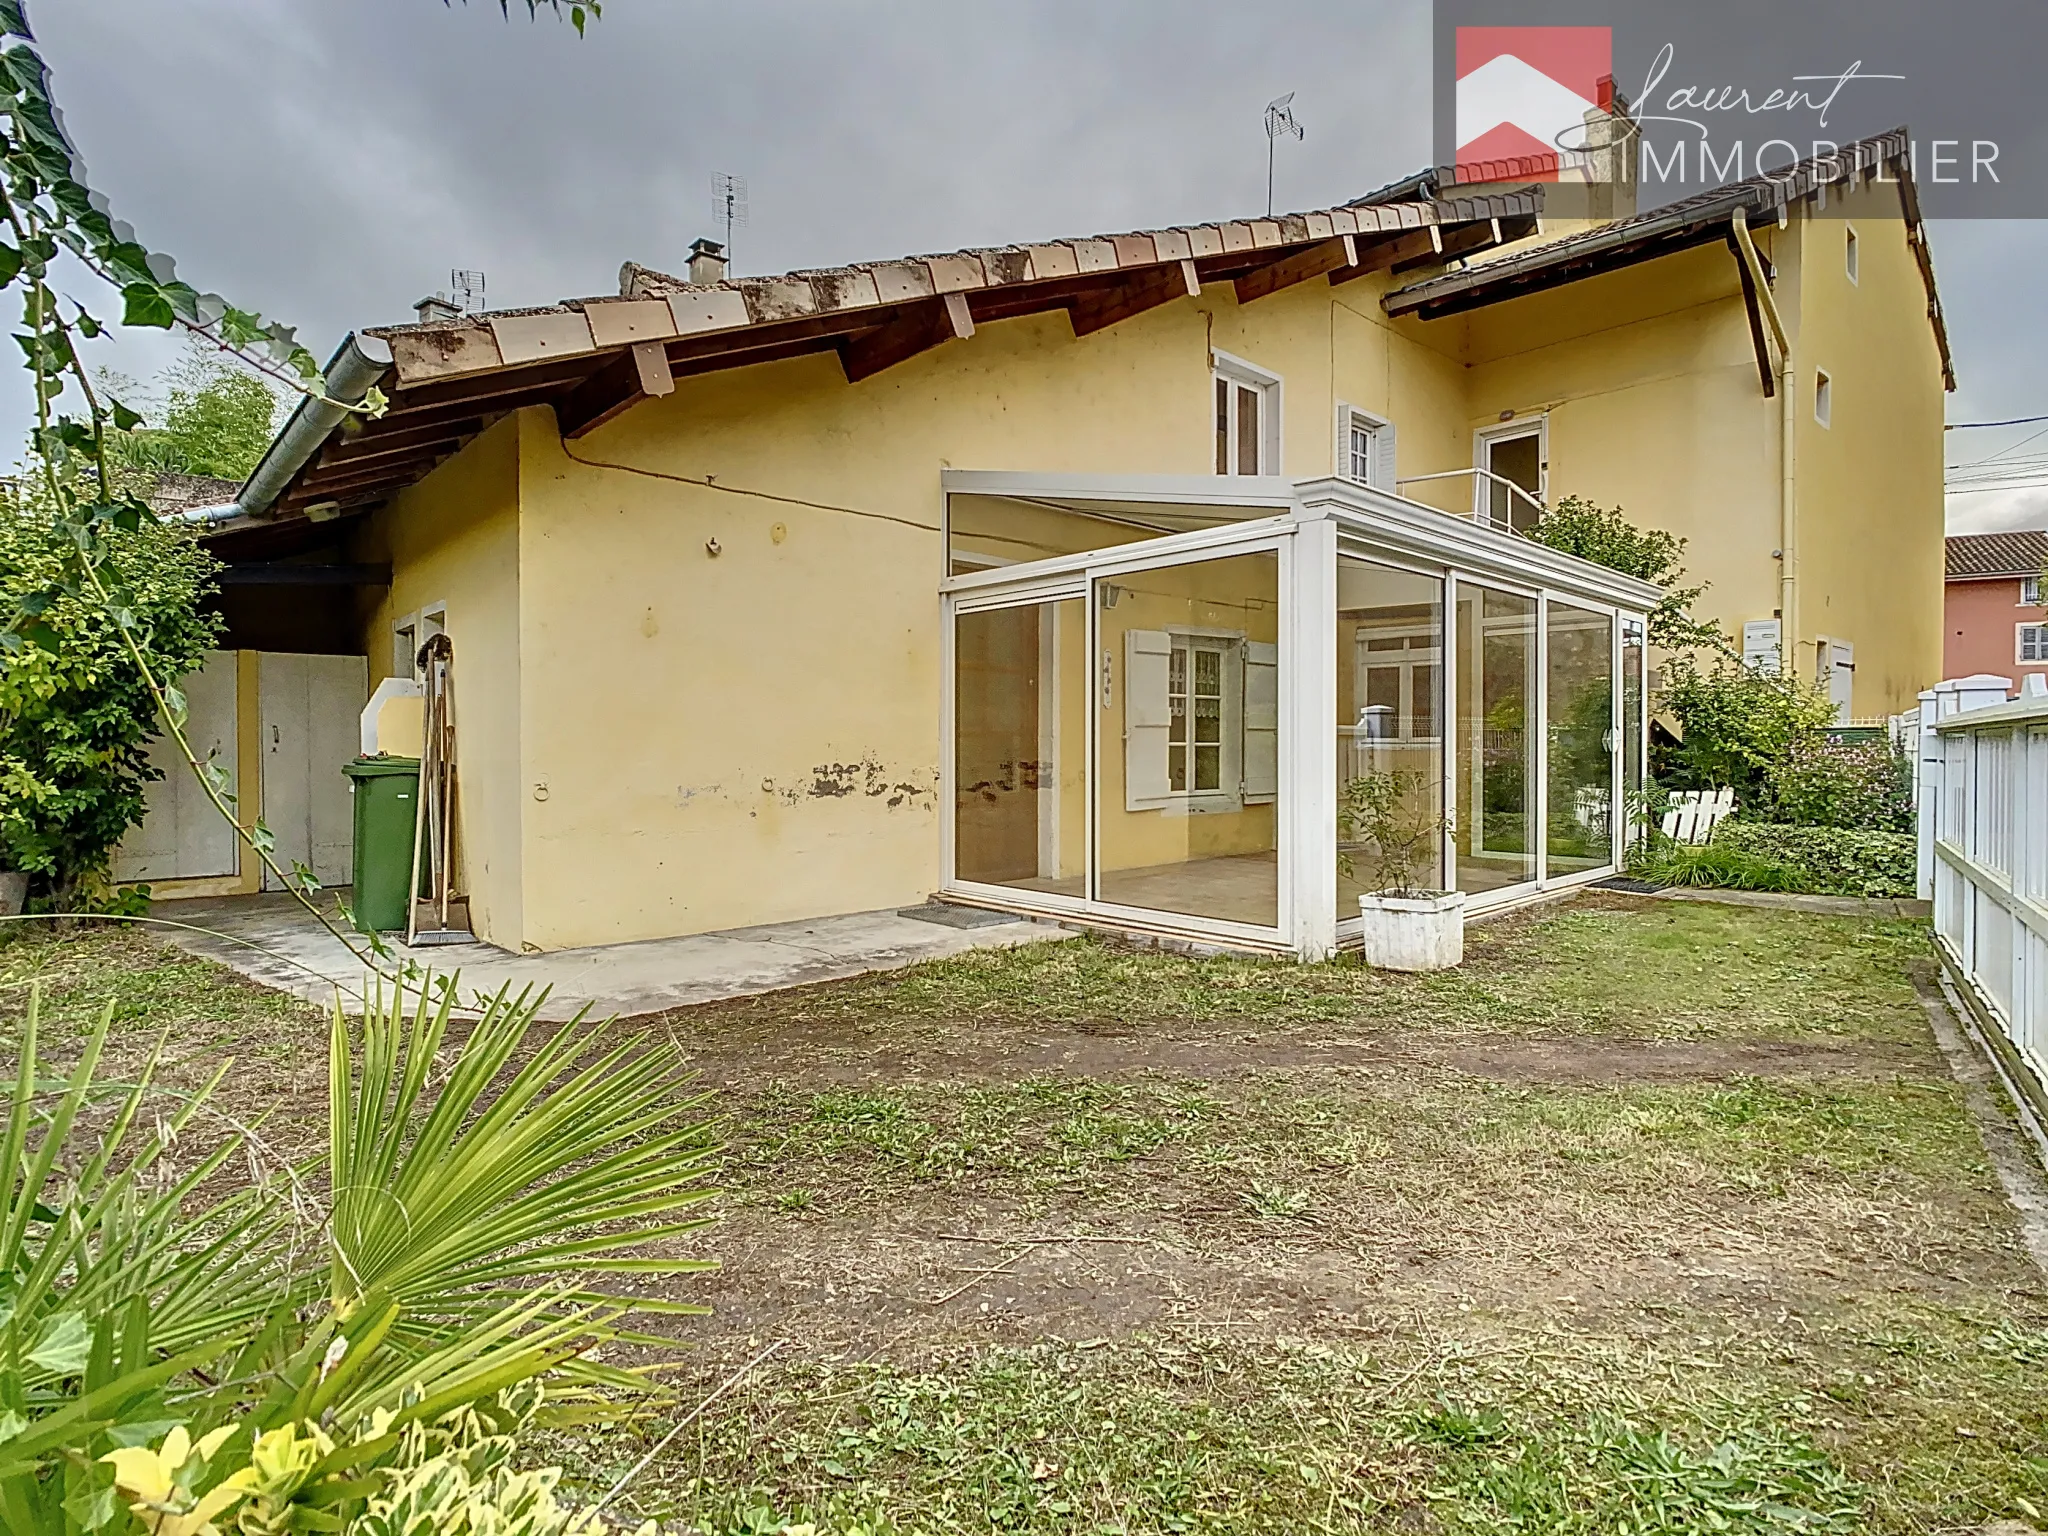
2020, 622, 2048, 664
1339, 404, 1394, 488
1212, 351, 1280, 476
2021, 574, 2041, 606
1814, 369, 1833, 428
1845, 225, 1859, 284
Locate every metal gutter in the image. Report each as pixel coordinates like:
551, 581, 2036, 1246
232, 332, 394, 519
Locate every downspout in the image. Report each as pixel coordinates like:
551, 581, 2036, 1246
222, 332, 395, 521
1731, 206, 1797, 672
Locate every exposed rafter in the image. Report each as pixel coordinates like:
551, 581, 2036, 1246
1069, 260, 1201, 336
1328, 227, 1442, 286
838, 292, 975, 384
1234, 237, 1356, 304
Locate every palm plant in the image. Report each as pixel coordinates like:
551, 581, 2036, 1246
0, 975, 718, 1530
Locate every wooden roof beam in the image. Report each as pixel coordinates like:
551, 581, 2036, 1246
838, 292, 974, 384
558, 340, 675, 439
1068, 260, 1200, 336
1329, 226, 1443, 286
324, 417, 484, 464
1234, 237, 1356, 304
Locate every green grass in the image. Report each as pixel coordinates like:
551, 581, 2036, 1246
575, 1308, 2048, 1534
3, 899, 2042, 1535
696, 901, 1934, 1046
724, 1074, 1988, 1228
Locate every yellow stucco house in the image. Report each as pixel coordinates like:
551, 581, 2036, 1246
152, 128, 1946, 961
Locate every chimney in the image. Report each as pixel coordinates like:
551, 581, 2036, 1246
414, 293, 461, 325
687, 237, 729, 285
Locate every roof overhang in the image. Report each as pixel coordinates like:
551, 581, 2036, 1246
1382, 129, 1954, 393
215, 193, 1540, 542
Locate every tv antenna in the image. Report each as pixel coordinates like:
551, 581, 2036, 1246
711, 173, 749, 264
449, 269, 486, 313
1263, 92, 1304, 217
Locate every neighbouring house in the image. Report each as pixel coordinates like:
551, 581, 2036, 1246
120, 127, 1948, 961
1944, 529, 2048, 695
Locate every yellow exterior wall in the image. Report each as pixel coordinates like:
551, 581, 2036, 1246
353, 413, 524, 946
1787, 182, 1948, 715
369, 210, 1945, 950
1452, 241, 1784, 673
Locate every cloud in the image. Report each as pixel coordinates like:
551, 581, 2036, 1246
18, 0, 1426, 434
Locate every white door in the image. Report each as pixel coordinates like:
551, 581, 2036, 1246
259, 653, 368, 889
113, 650, 240, 882
1825, 639, 1855, 725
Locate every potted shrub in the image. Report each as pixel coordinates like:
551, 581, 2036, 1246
1340, 769, 1462, 971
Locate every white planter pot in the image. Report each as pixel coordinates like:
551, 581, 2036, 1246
1357, 889, 1465, 972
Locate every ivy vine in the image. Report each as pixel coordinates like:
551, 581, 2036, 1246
0, 0, 598, 977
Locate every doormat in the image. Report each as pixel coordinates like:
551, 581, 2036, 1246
897, 902, 1021, 929
1591, 876, 1666, 895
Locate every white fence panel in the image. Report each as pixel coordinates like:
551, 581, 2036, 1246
1923, 676, 2048, 1095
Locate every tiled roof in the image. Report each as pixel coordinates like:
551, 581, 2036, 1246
367, 191, 1540, 387
233, 191, 1537, 527
1946, 530, 2048, 579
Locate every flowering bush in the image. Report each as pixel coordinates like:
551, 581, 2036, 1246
1765, 734, 1912, 833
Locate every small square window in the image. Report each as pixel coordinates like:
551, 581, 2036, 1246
2021, 575, 2041, 606
1814, 370, 1832, 428
1845, 226, 1859, 284
2021, 623, 2048, 664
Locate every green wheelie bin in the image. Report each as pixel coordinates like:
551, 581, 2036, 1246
344, 756, 421, 935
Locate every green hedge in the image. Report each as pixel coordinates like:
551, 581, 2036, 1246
1710, 821, 1917, 899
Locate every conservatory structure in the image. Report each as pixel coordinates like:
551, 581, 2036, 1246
941, 471, 1660, 960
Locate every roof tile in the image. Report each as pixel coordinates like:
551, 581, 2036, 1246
1947, 530, 2048, 579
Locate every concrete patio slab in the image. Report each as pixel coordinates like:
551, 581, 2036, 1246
153, 892, 1072, 1020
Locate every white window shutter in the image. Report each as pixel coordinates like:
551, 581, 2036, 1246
1242, 641, 1278, 804
1375, 418, 1398, 491
1124, 629, 1173, 811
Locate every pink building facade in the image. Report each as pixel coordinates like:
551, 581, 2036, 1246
1945, 531, 2048, 695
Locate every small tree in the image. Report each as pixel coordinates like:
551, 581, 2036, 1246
1524, 494, 1721, 651
1656, 647, 1836, 807
0, 474, 218, 903
1339, 769, 1450, 895
109, 344, 283, 480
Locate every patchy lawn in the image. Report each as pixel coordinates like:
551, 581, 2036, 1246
5, 895, 2045, 1534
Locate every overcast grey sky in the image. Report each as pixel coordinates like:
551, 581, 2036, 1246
25, 0, 2046, 534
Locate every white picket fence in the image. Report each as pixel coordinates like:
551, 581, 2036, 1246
1919, 672, 2048, 1100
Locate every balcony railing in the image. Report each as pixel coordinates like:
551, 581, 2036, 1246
1395, 468, 1545, 535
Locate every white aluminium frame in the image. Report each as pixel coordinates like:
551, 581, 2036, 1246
939, 471, 1658, 959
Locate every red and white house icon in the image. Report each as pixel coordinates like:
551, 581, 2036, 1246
1455, 26, 1613, 183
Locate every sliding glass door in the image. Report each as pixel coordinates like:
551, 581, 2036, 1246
953, 598, 1086, 899
1545, 601, 1617, 876
1094, 550, 1281, 929
1454, 583, 1538, 894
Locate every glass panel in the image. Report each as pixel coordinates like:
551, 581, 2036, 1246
947, 493, 1275, 571
1236, 385, 1261, 475
1545, 602, 1616, 877
1487, 432, 1541, 493
1338, 557, 1444, 910
1097, 551, 1279, 927
1621, 617, 1645, 842
1454, 584, 1537, 893
954, 599, 1086, 897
